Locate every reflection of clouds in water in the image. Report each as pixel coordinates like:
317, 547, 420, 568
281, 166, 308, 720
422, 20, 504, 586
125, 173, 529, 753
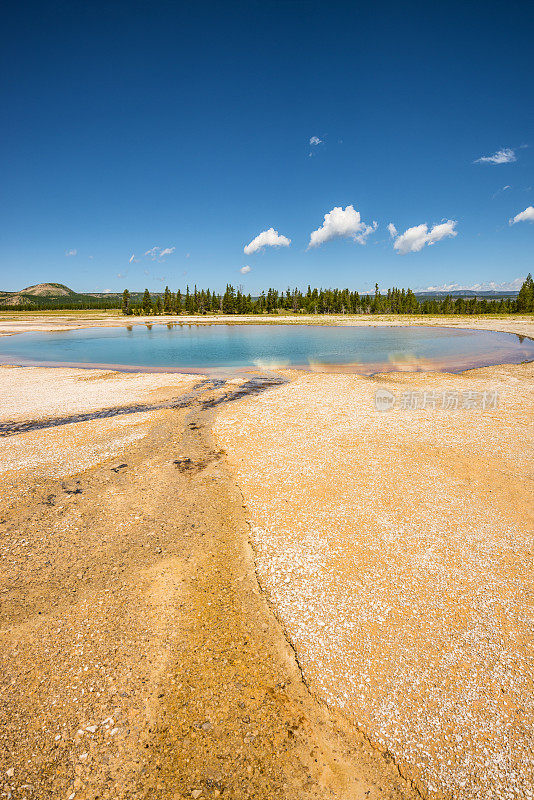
387, 351, 436, 372
253, 358, 290, 370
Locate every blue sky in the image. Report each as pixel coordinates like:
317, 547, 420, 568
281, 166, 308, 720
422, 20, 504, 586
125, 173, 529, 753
1, 0, 532, 294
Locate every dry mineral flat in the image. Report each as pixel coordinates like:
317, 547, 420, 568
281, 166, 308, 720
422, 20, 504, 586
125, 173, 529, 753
0, 365, 420, 800
214, 362, 534, 800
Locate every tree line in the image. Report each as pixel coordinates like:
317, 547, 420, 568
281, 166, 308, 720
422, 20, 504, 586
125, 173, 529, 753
121, 274, 534, 316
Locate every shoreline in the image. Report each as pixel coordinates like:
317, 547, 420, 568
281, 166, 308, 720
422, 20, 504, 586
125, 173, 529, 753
0, 314, 533, 378
0, 310, 533, 340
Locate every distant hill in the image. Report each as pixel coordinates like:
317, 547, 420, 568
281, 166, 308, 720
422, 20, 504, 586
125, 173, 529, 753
0, 283, 122, 310
414, 289, 519, 301
21, 282, 77, 297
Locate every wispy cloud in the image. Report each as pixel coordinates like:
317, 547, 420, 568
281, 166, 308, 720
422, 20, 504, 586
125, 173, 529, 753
244, 228, 291, 255
509, 206, 534, 225
65, 248, 77, 257
391, 220, 457, 254
387, 222, 397, 238
308, 135, 324, 157
492, 185, 511, 199
129, 254, 138, 263
308, 205, 377, 248
474, 148, 516, 165
240, 265, 251, 274
117, 272, 127, 279
144, 246, 175, 261
159, 247, 175, 259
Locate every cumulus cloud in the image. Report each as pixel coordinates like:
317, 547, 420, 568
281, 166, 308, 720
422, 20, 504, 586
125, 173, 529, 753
387, 222, 397, 238
392, 220, 458, 254
65, 248, 77, 257
240, 265, 251, 274
308, 205, 377, 248
509, 206, 534, 225
244, 228, 291, 255
144, 246, 175, 261
475, 148, 516, 165
309, 136, 322, 146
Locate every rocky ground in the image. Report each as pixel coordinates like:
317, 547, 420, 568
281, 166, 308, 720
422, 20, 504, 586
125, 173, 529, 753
214, 361, 534, 800
0, 368, 418, 800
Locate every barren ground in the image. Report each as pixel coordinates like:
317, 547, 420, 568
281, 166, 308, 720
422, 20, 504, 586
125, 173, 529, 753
0, 367, 417, 800
214, 361, 534, 800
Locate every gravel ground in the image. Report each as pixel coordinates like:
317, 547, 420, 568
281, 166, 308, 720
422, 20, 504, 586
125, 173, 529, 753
214, 361, 534, 800
0, 369, 419, 800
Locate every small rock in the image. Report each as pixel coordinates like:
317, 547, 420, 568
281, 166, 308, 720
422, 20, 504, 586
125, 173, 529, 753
6, 768, 14, 778
79, 752, 88, 761
191, 790, 203, 799
200, 721, 212, 731
85, 725, 97, 733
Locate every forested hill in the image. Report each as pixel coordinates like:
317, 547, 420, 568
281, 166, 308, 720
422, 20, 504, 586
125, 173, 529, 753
0, 283, 122, 310
1, 277, 533, 315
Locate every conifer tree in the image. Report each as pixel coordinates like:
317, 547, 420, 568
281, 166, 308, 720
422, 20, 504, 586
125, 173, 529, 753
142, 288, 152, 314
517, 273, 534, 312
121, 288, 131, 315
163, 285, 172, 314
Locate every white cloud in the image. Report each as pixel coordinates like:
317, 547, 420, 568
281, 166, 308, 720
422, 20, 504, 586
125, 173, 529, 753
509, 206, 534, 225
309, 136, 322, 146
308, 205, 377, 248
492, 185, 511, 199
244, 228, 291, 255
117, 273, 127, 279
387, 222, 397, 238
392, 220, 458, 254
144, 246, 175, 261
475, 148, 516, 164
129, 254, 136, 263
159, 247, 175, 259
65, 248, 77, 257
240, 265, 251, 274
